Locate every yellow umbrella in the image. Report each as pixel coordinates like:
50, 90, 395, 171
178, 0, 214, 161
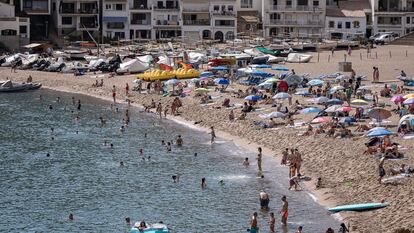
351, 99, 369, 106
403, 93, 414, 99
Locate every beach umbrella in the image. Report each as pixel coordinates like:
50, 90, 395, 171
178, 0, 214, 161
295, 90, 311, 96
368, 127, 386, 133
390, 95, 405, 104
262, 111, 285, 119
314, 74, 327, 79
252, 64, 272, 68
367, 128, 393, 137
311, 117, 332, 124
367, 108, 392, 121
257, 82, 273, 88
132, 79, 142, 84
199, 76, 210, 81
284, 75, 303, 86
329, 85, 345, 93
307, 79, 324, 86
403, 94, 414, 99
214, 78, 230, 85
211, 66, 228, 71
195, 88, 209, 93
300, 107, 321, 114
245, 95, 261, 101
339, 117, 356, 124
165, 79, 180, 85
272, 66, 289, 71
325, 105, 342, 113
335, 75, 350, 81
200, 71, 214, 77
250, 70, 273, 77
191, 78, 200, 82
314, 97, 330, 104
264, 78, 280, 83
326, 98, 344, 105
336, 106, 353, 112
403, 98, 414, 105
351, 99, 369, 106
272, 92, 291, 99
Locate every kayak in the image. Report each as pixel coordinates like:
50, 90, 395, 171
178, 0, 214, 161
328, 202, 389, 213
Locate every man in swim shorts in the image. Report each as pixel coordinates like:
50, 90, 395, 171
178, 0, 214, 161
280, 196, 288, 226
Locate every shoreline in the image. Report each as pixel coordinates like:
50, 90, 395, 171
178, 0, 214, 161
41, 84, 341, 216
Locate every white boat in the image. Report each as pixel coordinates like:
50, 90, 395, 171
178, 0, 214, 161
64, 50, 89, 59
116, 58, 149, 74
286, 53, 312, 63
1, 54, 21, 67
130, 222, 169, 233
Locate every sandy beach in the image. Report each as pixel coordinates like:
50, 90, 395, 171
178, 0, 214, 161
3, 44, 414, 232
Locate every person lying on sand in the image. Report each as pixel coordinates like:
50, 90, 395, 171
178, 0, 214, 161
355, 124, 371, 132
389, 164, 414, 175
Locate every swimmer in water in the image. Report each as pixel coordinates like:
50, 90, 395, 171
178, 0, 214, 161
166, 142, 172, 152
46, 153, 50, 157
77, 100, 81, 110
139, 149, 143, 156
209, 126, 216, 144
218, 180, 225, 186
69, 213, 74, 220
39, 95, 43, 101
120, 161, 124, 167
115, 107, 119, 113
201, 178, 207, 189
147, 156, 151, 161
144, 133, 147, 138
49, 105, 53, 110
125, 217, 131, 225
99, 117, 106, 126
75, 130, 78, 134
243, 157, 250, 167
51, 137, 54, 141
172, 174, 180, 183
110, 143, 114, 149
103, 140, 108, 146
56, 97, 60, 103
71, 97, 75, 105
161, 140, 165, 145
176, 135, 183, 146
119, 125, 125, 133
50, 127, 54, 133
194, 153, 197, 157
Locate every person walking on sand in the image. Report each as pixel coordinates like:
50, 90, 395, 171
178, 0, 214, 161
156, 102, 162, 119
280, 196, 288, 226
347, 45, 352, 56
378, 157, 386, 184
112, 85, 117, 103
209, 126, 216, 144
125, 83, 129, 96
250, 212, 259, 233
257, 147, 263, 171
269, 212, 276, 233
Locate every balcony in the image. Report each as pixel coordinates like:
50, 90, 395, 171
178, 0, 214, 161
271, 5, 323, 12
211, 11, 236, 17
155, 20, 180, 26
107, 23, 124, 29
60, 8, 98, 14
131, 19, 151, 25
153, 5, 179, 11
182, 7, 209, 13
78, 22, 99, 30
183, 19, 210, 26
130, 4, 151, 10
23, 0, 49, 14
269, 19, 323, 26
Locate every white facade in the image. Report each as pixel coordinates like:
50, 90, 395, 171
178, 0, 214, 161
372, 0, 414, 36
236, 0, 262, 14
53, 0, 100, 38
263, 0, 326, 38
103, 0, 129, 39
210, 1, 237, 41
325, 16, 367, 40
0, 0, 30, 50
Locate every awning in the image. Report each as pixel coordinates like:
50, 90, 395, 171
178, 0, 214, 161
102, 17, 128, 23
240, 15, 259, 23
23, 43, 42, 48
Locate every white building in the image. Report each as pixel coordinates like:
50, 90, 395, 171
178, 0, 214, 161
129, 0, 152, 40
103, 0, 129, 40
371, 0, 414, 36
325, 0, 369, 40
181, 0, 212, 41
20, 0, 51, 40
210, 0, 237, 41
263, 0, 326, 38
0, 0, 30, 50
52, 0, 100, 39
152, 0, 182, 40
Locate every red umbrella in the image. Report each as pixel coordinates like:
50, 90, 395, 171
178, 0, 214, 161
390, 95, 404, 104
311, 117, 332, 124
336, 106, 353, 112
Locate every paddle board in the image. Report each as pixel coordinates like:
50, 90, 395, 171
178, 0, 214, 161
328, 202, 388, 212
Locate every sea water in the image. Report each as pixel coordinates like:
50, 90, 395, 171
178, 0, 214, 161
0, 90, 338, 232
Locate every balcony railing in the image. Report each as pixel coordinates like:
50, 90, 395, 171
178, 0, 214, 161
211, 11, 236, 16
183, 19, 210, 26
107, 23, 124, 29
155, 20, 179, 26
269, 19, 323, 26
153, 5, 179, 10
60, 8, 98, 14
79, 23, 99, 29
130, 5, 151, 10
271, 5, 323, 11
182, 8, 209, 12
131, 19, 151, 25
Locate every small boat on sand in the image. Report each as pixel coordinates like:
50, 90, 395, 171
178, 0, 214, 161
0, 80, 42, 93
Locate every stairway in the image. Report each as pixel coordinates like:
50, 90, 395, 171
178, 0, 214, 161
391, 32, 414, 46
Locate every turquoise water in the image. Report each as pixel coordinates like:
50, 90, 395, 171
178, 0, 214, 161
0, 90, 338, 232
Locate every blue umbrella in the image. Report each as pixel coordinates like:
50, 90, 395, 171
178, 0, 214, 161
211, 66, 228, 71
249, 70, 273, 77
295, 90, 311, 96
252, 64, 272, 68
200, 71, 214, 77
326, 98, 343, 105
272, 66, 289, 71
340, 117, 356, 124
314, 74, 327, 79
165, 79, 180, 85
367, 128, 393, 137
307, 79, 324, 86
214, 78, 230, 85
273, 92, 291, 99
245, 95, 261, 101
300, 107, 321, 114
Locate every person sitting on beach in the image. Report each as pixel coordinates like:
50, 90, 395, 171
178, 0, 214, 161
389, 164, 412, 175
400, 70, 407, 77
326, 126, 336, 137
286, 114, 294, 126
228, 109, 235, 121
314, 126, 326, 135
315, 177, 322, 189
302, 124, 313, 136
222, 98, 230, 107
267, 118, 276, 128
326, 228, 335, 233
380, 84, 391, 97
355, 124, 370, 132
238, 112, 247, 120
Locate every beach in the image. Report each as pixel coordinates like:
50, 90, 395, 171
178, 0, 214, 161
2, 44, 414, 232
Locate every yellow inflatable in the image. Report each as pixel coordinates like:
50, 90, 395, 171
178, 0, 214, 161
137, 69, 200, 81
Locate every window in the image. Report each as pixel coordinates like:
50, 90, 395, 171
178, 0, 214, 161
241, 0, 252, 8
115, 32, 125, 39
213, 5, 219, 11
115, 4, 123, 10
329, 21, 334, 28
1, 29, 17, 36
353, 21, 360, 28
105, 4, 111, 10
313, 0, 319, 6
246, 24, 251, 30
337, 21, 342, 28
345, 22, 351, 29
286, 0, 292, 6
20, 26, 27, 34
62, 17, 72, 25
407, 17, 411, 24
297, 0, 307, 6
228, 5, 234, 11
